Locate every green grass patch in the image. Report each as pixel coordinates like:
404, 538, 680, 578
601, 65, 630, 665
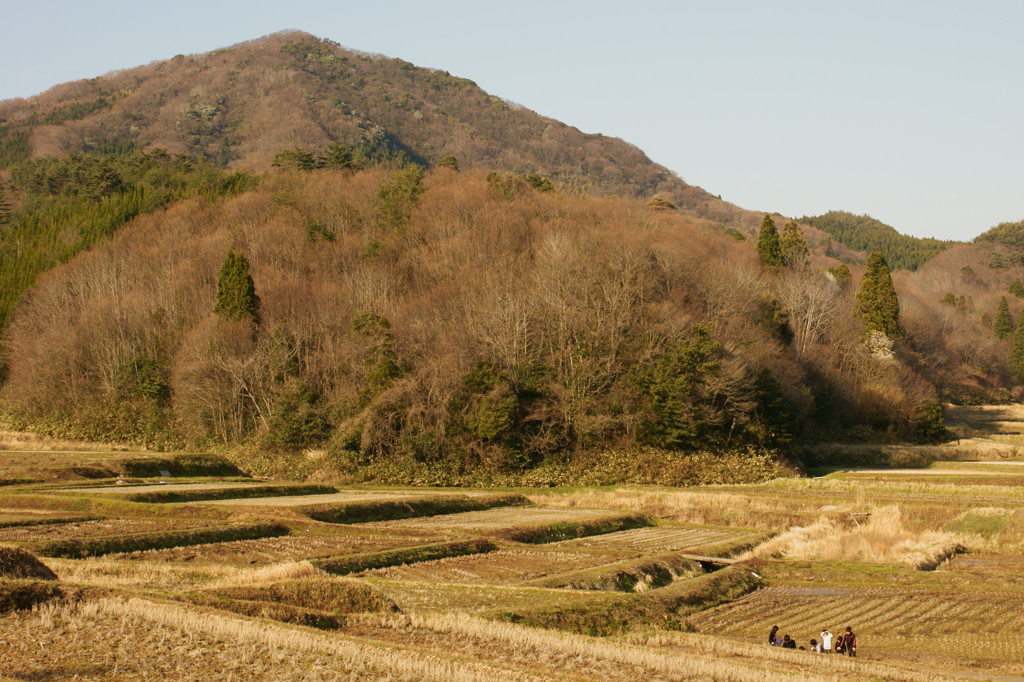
495, 513, 651, 544
299, 493, 530, 524
0, 478, 44, 487
208, 577, 399, 614
34, 522, 290, 558
688, 533, 773, 558
947, 511, 1011, 539
312, 539, 498, 575
0, 514, 97, 529
647, 564, 762, 613
118, 454, 244, 477
124, 484, 336, 504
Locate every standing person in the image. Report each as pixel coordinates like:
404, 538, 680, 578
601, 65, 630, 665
835, 630, 847, 655
844, 626, 857, 657
820, 628, 833, 654
768, 625, 779, 646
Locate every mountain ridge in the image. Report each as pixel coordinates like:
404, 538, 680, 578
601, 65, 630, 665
0, 31, 756, 228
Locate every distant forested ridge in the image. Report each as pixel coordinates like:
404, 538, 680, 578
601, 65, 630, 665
975, 220, 1024, 250
801, 211, 955, 270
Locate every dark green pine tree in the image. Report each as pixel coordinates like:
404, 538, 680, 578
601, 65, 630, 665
1010, 278, 1024, 297
1010, 315, 1024, 382
756, 214, 784, 267
855, 251, 902, 338
780, 221, 809, 268
214, 251, 260, 323
994, 296, 1014, 340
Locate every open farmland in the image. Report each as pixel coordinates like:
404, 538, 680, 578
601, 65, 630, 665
0, 409, 1023, 679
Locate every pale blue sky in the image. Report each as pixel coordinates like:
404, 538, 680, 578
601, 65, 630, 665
2, 1, 1022, 240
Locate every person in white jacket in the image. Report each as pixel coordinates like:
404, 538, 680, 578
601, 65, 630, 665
820, 629, 834, 653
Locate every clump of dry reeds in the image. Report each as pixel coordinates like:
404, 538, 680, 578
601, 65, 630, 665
743, 506, 964, 569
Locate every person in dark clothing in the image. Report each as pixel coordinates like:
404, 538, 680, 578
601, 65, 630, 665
844, 626, 857, 657
781, 634, 796, 649
768, 625, 779, 645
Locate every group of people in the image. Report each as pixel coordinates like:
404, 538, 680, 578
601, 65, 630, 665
767, 625, 857, 656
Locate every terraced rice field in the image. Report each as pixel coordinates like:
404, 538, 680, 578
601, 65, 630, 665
2, 409, 1023, 680
552, 525, 757, 554
368, 506, 619, 531
689, 585, 1024, 662
364, 548, 624, 584
108, 530, 441, 565
0, 517, 212, 543
60, 482, 261, 494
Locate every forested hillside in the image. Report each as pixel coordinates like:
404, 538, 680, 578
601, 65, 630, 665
2, 33, 1023, 484
801, 210, 955, 270
0, 149, 254, 329
0, 161, 1013, 483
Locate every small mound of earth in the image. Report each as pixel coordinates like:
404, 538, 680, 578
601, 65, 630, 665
0, 546, 58, 580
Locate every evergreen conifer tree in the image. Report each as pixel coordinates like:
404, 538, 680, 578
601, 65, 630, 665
1010, 278, 1024, 297
855, 251, 901, 338
1010, 315, 1024, 382
214, 251, 260, 323
0, 183, 11, 227
780, 221, 809, 268
375, 163, 425, 231
994, 296, 1014, 340
756, 214, 784, 267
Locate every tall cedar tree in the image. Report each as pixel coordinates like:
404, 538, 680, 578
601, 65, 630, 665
214, 251, 260, 323
855, 251, 902, 338
756, 215, 784, 267
780, 221, 809, 268
994, 296, 1014, 340
1010, 278, 1024, 297
1010, 315, 1024, 382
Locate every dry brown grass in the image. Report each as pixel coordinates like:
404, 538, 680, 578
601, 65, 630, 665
743, 507, 964, 569
0, 429, 135, 453
529, 487, 823, 530
626, 630, 965, 682
47, 557, 239, 589
689, 584, 1024, 673
0, 546, 57, 580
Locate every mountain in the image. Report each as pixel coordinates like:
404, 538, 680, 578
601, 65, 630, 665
800, 211, 956, 271
1, 32, 1023, 483
0, 31, 750, 227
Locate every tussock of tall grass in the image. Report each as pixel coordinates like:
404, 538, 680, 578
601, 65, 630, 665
205, 560, 323, 588
744, 506, 964, 569
529, 488, 819, 530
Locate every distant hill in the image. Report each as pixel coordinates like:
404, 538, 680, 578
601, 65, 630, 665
0, 31, 749, 226
975, 220, 1024, 249
800, 210, 956, 270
